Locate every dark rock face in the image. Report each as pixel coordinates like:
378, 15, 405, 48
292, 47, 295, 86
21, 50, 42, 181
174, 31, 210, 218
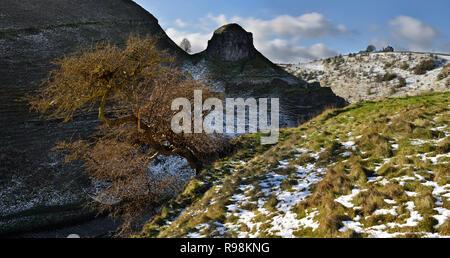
204, 24, 257, 62
225, 82, 348, 128
0, 0, 186, 235
193, 23, 302, 87
193, 23, 347, 125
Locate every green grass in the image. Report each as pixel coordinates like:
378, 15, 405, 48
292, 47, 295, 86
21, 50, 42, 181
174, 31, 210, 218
139, 92, 450, 238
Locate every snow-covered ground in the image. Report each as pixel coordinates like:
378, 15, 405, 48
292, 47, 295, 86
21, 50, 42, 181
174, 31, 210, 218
185, 148, 328, 238
333, 125, 450, 238
180, 133, 450, 238
284, 52, 450, 103
166, 108, 450, 238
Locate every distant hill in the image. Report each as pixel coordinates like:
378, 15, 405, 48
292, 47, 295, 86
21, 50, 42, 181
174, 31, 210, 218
283, 52, 450, 103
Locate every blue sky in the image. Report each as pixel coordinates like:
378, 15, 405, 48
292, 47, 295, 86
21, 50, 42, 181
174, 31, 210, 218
134, 0, 450, 63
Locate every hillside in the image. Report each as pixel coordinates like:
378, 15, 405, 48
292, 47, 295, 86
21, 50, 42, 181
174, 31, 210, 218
3, 2, 448, 238
185, 24, 300, 89
0, 2, 346, 235
181, 23, 347, 127
0, 0, 187, 235
141, 92, 449, 238
284, 52, 450, 103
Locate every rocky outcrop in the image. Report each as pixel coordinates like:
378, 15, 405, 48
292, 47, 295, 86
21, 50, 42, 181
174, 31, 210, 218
188, 24, 302, 88
204, 24, 257, 62
185, 23, 346, 127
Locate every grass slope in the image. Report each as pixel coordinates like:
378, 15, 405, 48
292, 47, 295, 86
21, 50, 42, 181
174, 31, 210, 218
140, 92, 450, 238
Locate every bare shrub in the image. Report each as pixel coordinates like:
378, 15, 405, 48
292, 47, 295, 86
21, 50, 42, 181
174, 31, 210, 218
413, 59, 436, 75
27, 35, 227, 235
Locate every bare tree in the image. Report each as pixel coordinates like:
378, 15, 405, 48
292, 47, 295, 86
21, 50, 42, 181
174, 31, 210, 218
27, 36, 225, 233
180, 38, 192, 53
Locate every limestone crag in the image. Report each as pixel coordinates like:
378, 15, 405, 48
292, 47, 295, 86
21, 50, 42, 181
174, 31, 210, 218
204, 24, 257, 62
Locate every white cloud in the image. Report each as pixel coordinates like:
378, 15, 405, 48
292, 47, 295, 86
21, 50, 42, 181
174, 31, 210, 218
195, 14, 229, 32
175, 18, 187, 28
166, 13, 345, 63
369, 37, 388, 49
257, 39, 337, 63
166, 28, 212, 53
206, 14, 228, 27
233, 12, 348, 41
389, 15, 440, 51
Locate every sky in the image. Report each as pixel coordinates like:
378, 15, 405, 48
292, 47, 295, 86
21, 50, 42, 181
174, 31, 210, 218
134, 0, 450, 63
